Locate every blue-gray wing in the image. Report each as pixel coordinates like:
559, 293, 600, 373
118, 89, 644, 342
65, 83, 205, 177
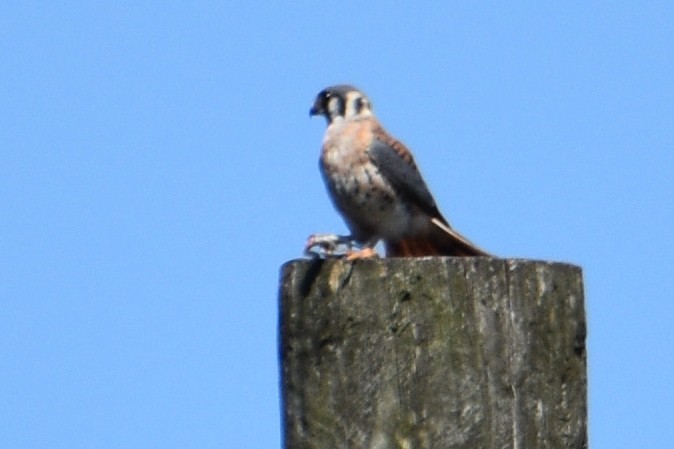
369, 131, 491, 256
368, 137, 441, 218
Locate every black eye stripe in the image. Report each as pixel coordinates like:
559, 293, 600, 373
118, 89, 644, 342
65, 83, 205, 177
337, 96, 345, 116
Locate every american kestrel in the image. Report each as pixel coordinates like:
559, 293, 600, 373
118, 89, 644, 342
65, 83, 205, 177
306, 84, 489, 258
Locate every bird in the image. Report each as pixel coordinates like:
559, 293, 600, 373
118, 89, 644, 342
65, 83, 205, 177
306, 84, 489, 259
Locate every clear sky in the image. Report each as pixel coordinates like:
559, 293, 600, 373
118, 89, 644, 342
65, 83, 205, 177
1, 2, 673, 448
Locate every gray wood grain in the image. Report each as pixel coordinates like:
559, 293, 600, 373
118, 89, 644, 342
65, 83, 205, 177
279, 258, 587, 449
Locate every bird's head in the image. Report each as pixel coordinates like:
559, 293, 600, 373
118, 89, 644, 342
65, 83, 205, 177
310, 85, 373, 124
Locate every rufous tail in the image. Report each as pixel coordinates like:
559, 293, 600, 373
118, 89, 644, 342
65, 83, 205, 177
385, 218, 490, 257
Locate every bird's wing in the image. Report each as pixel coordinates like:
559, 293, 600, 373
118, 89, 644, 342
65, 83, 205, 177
369, 127, 491, 257
368, 129, 441, 219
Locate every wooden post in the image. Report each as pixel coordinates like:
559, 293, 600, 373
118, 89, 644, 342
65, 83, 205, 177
279, 258, 587, 449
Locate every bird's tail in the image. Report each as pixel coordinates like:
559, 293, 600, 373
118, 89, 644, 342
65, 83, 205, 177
385, 218, 490, 257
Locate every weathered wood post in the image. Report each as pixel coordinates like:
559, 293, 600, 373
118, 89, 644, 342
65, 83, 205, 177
279, 258, 587, 449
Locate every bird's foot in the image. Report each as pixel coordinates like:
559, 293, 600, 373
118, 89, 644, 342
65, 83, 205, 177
344, 247, 379, 261
304, 234, 353, 258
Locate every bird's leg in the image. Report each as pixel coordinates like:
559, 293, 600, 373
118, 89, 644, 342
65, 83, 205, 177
304, 233, 354, 258
344, 238, 380, 260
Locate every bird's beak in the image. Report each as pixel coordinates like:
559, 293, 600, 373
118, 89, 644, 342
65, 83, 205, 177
309, 100, 323, 117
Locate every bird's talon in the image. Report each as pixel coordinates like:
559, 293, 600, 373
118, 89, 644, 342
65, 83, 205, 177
344, 247, 379, 261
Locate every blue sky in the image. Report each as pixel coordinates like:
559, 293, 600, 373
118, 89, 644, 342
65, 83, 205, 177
1, 2, 673, 448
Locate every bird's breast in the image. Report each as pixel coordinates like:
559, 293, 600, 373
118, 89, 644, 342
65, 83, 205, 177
319, 122, 413, 241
